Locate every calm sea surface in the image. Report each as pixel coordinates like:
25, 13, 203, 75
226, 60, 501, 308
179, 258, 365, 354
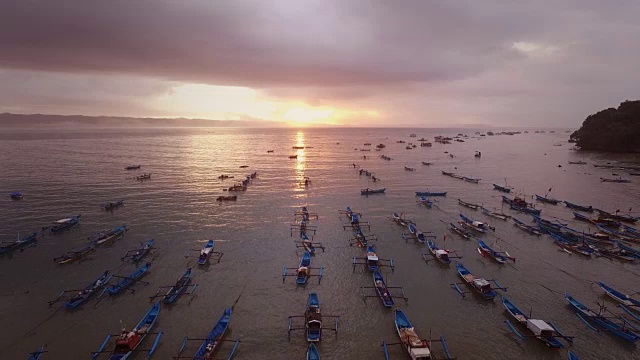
0, 127, 639, 360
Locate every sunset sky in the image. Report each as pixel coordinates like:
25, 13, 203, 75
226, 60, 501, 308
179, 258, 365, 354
1, 1, 639, 127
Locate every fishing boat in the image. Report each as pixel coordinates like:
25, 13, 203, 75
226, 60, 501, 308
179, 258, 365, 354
128, 239, 155, 262
452, 262, 506, 300
425, 239, 459, 264
10, 191, 24, 199
216, 195, 238, 201
373, 270, 395, 308
564, 294, 639, 342
568, 161, 587, 165
458, 199, 480, 210
502, 296, 572, 349
477, 240, 515, 264
596, 210, 638, 224
616, 241, 640, 258
54, 246, 95, 264
568, 351, 580, 360
297, 233, 324, 255
361, 188, 386, 195
0, 231, 40, 254
416, 196, 433, 208
227, 184, 246, 192
135, 173, 151, 180
102, 200, 124, 210
493, 184, 511, 193
462, 176, 481, 183
512, 218, 542, 236
597, 225, 640, 243
297, 252, 313, 284
187, 307, 237, 360
563, 201, 593, 213
125, 164, 141, 170
27, 345, 46, 360
91, 302, 162, 359
306, 293, 323, 341
289, 155, 298, 159
391, 212, 412, 226
510, 204, 542, 215
448, 222, 474, 240
421, 161, 433, 165
198, 240, 215, 265
503, 196, 541, 215
366, 245, 380, 271
481, 207, 510, 220
162, 268, 194, 304
106, 263, 151, 295
598, 282, 640, 307
307, 343, 320, 360
404, 167, 415, 171
391, 309, 454, 360
61, 271, 113, 309
415, 191, 447, 197
442, 171, 464, 179
50, 215, 81, 233
601, 178, 631, 183
91, 225, 127, 245
550, 234, 594, 257
459, 213, 493, 233
535, 195, 560, 205
406, 223, 428, 243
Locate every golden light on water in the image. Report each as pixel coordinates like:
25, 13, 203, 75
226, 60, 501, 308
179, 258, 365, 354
294, 131, 307, 193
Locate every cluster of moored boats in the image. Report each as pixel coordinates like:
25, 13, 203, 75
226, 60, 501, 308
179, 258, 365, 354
218, 171, 258, 201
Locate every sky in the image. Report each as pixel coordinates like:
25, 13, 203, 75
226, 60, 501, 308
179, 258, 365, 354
1, 1, 639, 127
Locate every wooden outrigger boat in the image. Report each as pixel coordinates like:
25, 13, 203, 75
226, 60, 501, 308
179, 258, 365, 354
549, 234, 594, 257
597, 282, 640, 308
0, 231, 41, 255
421, 161, 433, 165
403, 223, 435, 243
288, 293, 339, 342
405, 167, 415, 171
564, 294, 639, 342
121, 239, 155, 262
361, 270, 407, 308
27, 345, 47, 360
447, 222, 474, 240
383, 309, 454, 360
54, 246, 95, 264
102, 200, 124, 210
91, 302, 162, 359
391, 212, 413, 226
502, 296, 574, 348
459, 213, 494, 233
175, 307, 239, 360
125, 164, 142, 170
481, 207, 510, 220
458, 199, 480, 210
282, 252, 324, 284
48, 270, 112, 309
307, 343, 320, 360
361, 188, 386, 195
462, 176, 481, 183
50, 215, 81, 233
493, 184, 511, 193
291, 219, 318, 237
512, 218, 542, 236
415, 191, 447, 197
216, 195, 237, 202
574, 212, 620, 227
535, 195, 560, 205
295, 233, 325, 255
352, 245, 394, 272
601, 177, 631, 183
477, 240, 515, 264
503, 196, 541, 215
422, 238, 461, 265
105, 263, 151, 296
451, 262, 506, 300
615, 241, 640, 258
187, 240, 223, 265
91, 225, 127, 245
563, 201, 593, 213
136, 173, 151, 180
416, 196, 433, 208
149, 268, 197, 304
442, 171, 463, 179
597, 225, 640, 243
349, 227, 377, 248
596, 209, 638, 224
295, 206, 319, 221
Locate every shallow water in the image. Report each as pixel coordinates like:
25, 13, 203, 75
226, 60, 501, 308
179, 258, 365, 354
0, 127, 639, 359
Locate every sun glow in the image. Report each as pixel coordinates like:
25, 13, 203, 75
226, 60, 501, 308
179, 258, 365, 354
284, 107, 335, 125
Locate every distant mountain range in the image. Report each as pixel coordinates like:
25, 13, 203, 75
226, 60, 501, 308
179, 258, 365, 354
0, 113, 285, 128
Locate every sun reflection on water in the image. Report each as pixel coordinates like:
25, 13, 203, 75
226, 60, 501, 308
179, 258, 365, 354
294, 131, 307, 193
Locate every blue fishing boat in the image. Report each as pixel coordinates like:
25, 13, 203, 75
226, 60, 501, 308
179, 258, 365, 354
563, 201, 593, 213
535, 195, 560, 205
477, 240, 515, 264
448, 222, 474, 240
106, 263, 151, 295
10, 191, 23, 199
131, 239, 154, 262
596, 209, 638, 224
424, 239, 460, 265
91, 225, 127, 245
502, 296, 572, 349
392, 309, 454, 360
125, 164, 141, 170
163, 268, 193, 304
564, 293, 639, 342
297, 252, 312, 284
512, 218, 542, 236
307, 343, 320, 360
0, 231, 40, 254
406, 223, 428, 243
92, 302, 162, 359
373, 270, 394, 308
493, 184, 511, 193
616, 241, 640, 258
61, 271, 112, 309
54, 246, 95, 264
415, 191, 447, 197
597, 282, 640, 307
416, 196, 433, 207
306, 293, 322, 341
597, 224, 640, 242
510, 204, 542, 215
361, 188, 385, 195
366, 245, 380, 271
50, 215, 81, 233
459, 213, 493, 233
452, 262, 506, 300
568, 351, 580, 360
188, 307, 238, 360
26, 345, 46, 360
102, 200, 124, 210
198, 240, 215, 265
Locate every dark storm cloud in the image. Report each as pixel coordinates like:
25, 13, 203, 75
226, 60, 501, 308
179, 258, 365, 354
1, 0, 640, 125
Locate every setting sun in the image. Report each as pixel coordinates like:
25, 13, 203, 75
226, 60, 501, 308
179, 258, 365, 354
283, 107, 335, 125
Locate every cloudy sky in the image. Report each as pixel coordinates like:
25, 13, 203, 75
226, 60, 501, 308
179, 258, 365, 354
1, 1, 639, 127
